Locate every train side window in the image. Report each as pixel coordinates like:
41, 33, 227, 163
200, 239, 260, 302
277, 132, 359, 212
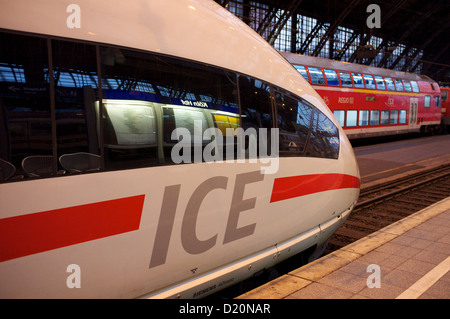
339, 71, 353, 87
399, 110, 407, 124
424, 95, 431, 108
333, 110, 345, 127
308, 67, 325, 85
363, 74, 375, 89
351, 73, 364, 88
294, 65, 309, 82
403, 80, 412, 92
346, 110, 357, 127
275, 91, 313, 155
239, 75, 274, 158
370, 110, 380, 126
52, 40, 101, 174
305, 108, 340, 159
359, 110, 369, 126
0, 32, 53, 181
394, 79, 404, 91
324, 69, 339, 86
411, 81, 419, 93
390, 110, 398, 124
380, 110, 389, 125
101, 46, 240, 169
384, 77, 395, 91
435, 96, 441, 107
374, 76, 386, 90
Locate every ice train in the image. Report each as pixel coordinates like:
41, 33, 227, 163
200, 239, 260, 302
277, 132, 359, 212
0, 0, 360, 298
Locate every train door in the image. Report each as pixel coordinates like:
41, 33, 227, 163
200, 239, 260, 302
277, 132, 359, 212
409, 97, 418, 129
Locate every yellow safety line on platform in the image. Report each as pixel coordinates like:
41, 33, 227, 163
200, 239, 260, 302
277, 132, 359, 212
361, 155, 448, 179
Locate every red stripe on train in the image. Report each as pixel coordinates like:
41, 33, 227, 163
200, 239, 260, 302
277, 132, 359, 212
0, 195, 145, 262
270, 173, 360, 203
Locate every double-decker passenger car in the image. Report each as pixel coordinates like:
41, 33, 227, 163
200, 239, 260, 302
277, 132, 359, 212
0, 0, 359, 298
281, 52, 442, 139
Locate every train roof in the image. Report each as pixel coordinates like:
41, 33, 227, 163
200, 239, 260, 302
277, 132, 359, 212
0, 0, 328, 113
280, 51, 435, 83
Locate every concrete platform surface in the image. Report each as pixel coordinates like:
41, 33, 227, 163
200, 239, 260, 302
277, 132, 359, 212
238, 197, 450, 299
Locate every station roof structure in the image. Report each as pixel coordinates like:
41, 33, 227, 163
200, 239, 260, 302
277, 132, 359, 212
215, 0, 450, 86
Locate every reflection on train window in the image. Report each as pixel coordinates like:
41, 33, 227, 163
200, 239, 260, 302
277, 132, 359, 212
238, 75, 273, 158
424, 95, 431, 108
380, 110, 389, 125
370, 110, 380, 126
0, 32, 53, 179
333, 110, 345, 127
294, 65, 309, 82
339, 72, 353, 88
101, 46, 239, 168
0, 30, 345, 182
411, 81, 420, 93
359, 110, 369, 126
308, 67, 325, 85
390, 110, 398, 125
351, 73, 364, 88
384, 77, 395, 91
275, 91, 313, 155
52, 40, 100, 170
399, 110, 407, 124
374, 76, 385, 90
394, 79, 404, 91
403, 80, 412, 92
435, 96, 441, 107
363, 74, 375, 89
305, 108, 339, 159
346, 110, 357, 127
324, 69, 339, 86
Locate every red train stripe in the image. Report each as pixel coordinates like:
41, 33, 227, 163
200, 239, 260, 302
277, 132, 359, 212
270, 173, 360, 203
0, 195, 145, 262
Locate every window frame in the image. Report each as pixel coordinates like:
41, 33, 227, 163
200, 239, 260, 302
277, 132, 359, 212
351, 73, 364, 89
323, 69, 339, 86
346, 110, 358, 127
308, 67, 326, 85
338, 71, 353, 88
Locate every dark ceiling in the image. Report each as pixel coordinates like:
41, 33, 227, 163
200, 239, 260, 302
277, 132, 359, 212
217, 0, 450, 85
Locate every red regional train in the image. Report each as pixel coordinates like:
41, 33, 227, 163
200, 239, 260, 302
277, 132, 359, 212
281, 52, 443, 139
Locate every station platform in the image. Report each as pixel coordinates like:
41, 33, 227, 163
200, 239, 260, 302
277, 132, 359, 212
238, 197, 450, 299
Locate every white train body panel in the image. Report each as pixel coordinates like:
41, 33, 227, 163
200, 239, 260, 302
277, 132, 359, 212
0, 0, 360, 298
